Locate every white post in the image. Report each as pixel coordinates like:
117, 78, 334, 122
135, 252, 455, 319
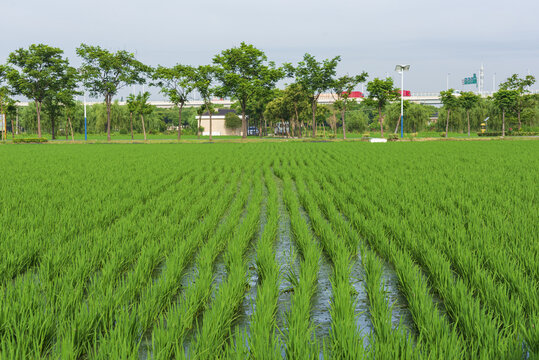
401, 70, 404, 136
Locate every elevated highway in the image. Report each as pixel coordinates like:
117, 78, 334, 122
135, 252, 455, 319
13, 90, 539, 108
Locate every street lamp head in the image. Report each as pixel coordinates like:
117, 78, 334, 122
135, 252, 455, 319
395, 64, 410, 72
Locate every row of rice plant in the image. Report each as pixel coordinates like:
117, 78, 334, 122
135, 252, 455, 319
189, 167, 264, 358
286, 158, 366, 359
279, 166, 322, 359
247, 164, 283, 359
151, 169, 253, 358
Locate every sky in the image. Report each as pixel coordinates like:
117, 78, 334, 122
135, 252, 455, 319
1, 0, 538, 100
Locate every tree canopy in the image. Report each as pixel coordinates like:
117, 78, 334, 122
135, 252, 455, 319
213, 42, 284, 138
77, 44, 149, 141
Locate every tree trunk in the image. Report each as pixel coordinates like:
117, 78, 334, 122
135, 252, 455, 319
178, 104, 183, 140
517, 109, 521, 131
394, 115, 400, 134
106, 94, 112, 141
312, 101, 317, 137
209, 104, 213, 141
378, 107, 384, 137
65, 115, 68, 140
502, 110, 505, 138
16, 108, 19, 135
445, 109, 450, 138
11, 119, 14, 140
141, 114, 147, 141
241, 106, 247, 139
68, 116, 74, 142
51, 115, 56, 140
467, 110, 471, 137
130, 112, 134, 141
264, 117, 267, 137
36, 101, 42, 138
198, 114, 201, 139
293, 104, 301, 138
259, 116, 263, 138
342, 107, 347, 140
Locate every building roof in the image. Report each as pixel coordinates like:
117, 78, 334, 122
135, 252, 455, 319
202, 108, 237, 116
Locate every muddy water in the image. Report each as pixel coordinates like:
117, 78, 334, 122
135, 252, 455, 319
294, 194, 333, 346
234, 181, 267, 335
274, 177, 297, 333
381, 262, 416, 332
350, 254, 372, 348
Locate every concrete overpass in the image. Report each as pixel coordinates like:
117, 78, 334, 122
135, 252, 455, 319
13, 90, 539, 108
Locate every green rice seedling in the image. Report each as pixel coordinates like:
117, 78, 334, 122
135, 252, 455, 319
152, 176, 252, 359
248, 165, 282, 360
281, 174, 320, 360
190, 170, 263, 358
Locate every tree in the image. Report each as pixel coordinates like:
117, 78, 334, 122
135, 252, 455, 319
282, 84, 309, 137
77, 44, 148, 141
126, 94, 137, 141
289, 54, 341, 137
365, 78, 399, 137
43, 65, 80, 139
134, 92, 154, 141
6, 44, 70, 138
153, 64, 196, 140
224, 112, 242, 130
499, 74, 536, 130
193, 65, 215, 141
213, 42, 284, 139
493, 89, 518, 137
439, 89, 459, 137
264, 94, 293, 137
458, 92, 480, 136
332, 73, 368, 139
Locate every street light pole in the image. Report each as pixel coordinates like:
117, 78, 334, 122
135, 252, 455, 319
395, 65, 410, 138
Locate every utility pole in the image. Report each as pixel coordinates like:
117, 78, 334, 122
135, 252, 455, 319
84, 93, 87, 141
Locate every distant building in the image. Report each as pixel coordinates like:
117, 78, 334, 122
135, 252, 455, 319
200, 109, 243, 136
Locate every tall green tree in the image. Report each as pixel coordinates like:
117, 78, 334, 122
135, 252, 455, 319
499, 74, 536, 130
42, 66, 80, 139
6, 44, 70, 138
288, 54, 341, 137
493, 89, 518, 137
332, 73, 368, 139
126, 94, 137, 141
365, 78, 399, 137
439, 89, 459, 137
213, 42, 283, 139
153, 64, 196, 140
134, 92, 153, 141
193, 65, 215, 141
76, 44, 148, 141
282, 84, 309, 137
458, 92, 481, 136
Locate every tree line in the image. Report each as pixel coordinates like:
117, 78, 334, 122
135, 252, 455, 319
0, 42, 537, 141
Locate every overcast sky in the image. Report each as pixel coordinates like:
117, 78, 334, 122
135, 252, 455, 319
1, 0, 538, 99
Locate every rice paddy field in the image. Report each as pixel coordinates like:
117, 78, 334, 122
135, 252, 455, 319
0, 140, 538, 359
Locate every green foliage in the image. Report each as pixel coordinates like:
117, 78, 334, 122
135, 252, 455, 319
12, 137, 48, 143
224, 112, 241, 129
213, 42, 284, 138
0, 142, 538, 358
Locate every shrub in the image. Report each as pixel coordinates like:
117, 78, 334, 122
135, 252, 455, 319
224, 112, 242, 129
387, 134, 398, 141
13, 138, 48, 143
